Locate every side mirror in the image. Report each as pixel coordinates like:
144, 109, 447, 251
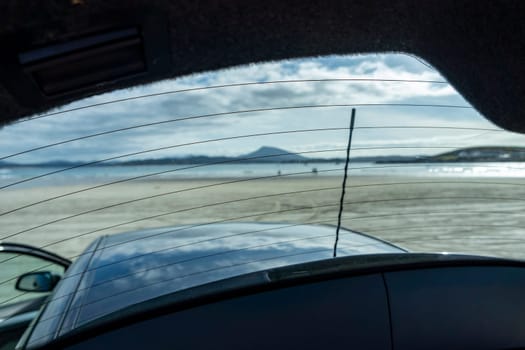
15, 271, 61, 292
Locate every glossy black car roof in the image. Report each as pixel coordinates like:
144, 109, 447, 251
24, 222, 405, 348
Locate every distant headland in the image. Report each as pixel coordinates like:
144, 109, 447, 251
1, 146, 525, 167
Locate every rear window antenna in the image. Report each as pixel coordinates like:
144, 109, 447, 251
333, 108, 356, 258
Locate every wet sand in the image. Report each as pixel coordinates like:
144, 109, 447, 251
2, 175, 525, 260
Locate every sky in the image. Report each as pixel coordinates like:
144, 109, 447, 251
1, 53, 525, 164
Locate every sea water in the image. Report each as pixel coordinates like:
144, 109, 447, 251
2, 162, 525, 189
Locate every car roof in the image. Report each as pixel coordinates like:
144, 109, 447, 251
25, 222, 405, 348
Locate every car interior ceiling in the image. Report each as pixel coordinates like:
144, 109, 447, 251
0, 0, 523, 134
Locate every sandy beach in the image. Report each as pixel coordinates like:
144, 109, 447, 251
2, 175, 525, 260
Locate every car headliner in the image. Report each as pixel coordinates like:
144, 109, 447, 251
0, 1, 524, 133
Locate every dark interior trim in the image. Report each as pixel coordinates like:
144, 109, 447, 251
0, 1, 524, 132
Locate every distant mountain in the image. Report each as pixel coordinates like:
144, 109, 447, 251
111, 146, 312, 165
376, 146, 525, 163
240, 146, 309, 162
0, 147, 314, 167
430, 146, 525, 162
3, 146, 521, 167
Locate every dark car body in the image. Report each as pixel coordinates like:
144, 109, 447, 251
5, 222, 524, 350
18, 222, 404, 348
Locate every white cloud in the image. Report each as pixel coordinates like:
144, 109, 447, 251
1, 53, 522, 164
